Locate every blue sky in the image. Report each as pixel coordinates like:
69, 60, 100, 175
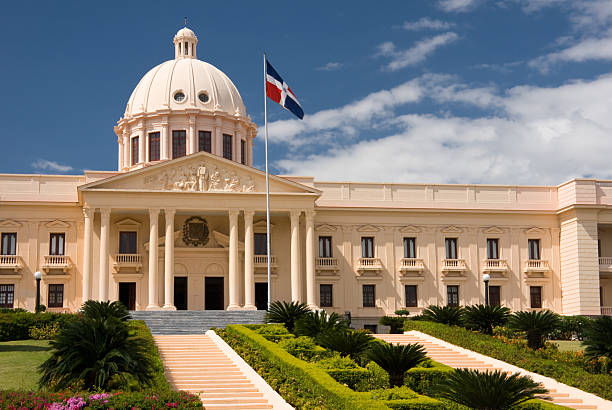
1, 0, 612, 184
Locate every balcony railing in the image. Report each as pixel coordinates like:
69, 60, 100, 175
113, 254, 142, 272
254, 255, 278, 269
316, 257, 339, 271
601, 306, 612, 316
482, 259, 509, 273
0, 255, 24, 272
524, 259, 550, 274
599, 257, 612, 272
42, 255, 72, 272
441, 259, 467, 272
399, 258, 425, 274
356, 257, 383, 272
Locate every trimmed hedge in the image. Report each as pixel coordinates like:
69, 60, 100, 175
0, 311, 80, 341
128, 320, 172, 391
405, 320, 612, 401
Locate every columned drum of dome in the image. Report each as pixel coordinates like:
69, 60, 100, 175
114, 27, 257, 172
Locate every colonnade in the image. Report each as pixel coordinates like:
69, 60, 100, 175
81, 207, 317, 310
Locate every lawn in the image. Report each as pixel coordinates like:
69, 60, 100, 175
551, 340, 584, 352
0, 340, 52, 390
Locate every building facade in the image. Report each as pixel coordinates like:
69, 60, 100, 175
1, 28, 610, 326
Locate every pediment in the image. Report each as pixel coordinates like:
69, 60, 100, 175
524, 227, 547, 236
315, 224, 337, 232
114, 218, 141, 228
254, 220, 276, 232
482, 226, 504, 234
357, 224, 380, 232
0, 220, 22, 228
441, 226, 463, 234
399, 225, 421, 233
46, 220, 70, 228
79, 152, 319, 195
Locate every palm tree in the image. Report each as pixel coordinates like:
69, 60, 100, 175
438, 369, 548, 410
508, 310, 560, 350
266, 301, 311, 333
317, 328, 374, 361
462, 304, 510, 335
421, 305, 464, 326
366, 342, 427, 387
81, 300, 131, 321
583, 316, 612, 360
294, 310, 346, 338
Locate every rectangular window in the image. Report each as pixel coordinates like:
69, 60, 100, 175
445, 238, 457, 259
49, 233, 65, 256
223, 134, 233, 160
0, 284, 14, 308
447, 285, 459, 307
119, 231, 137, 254
319, 236, 332, 258
254, 233, 268, 255
149, 132, 160, 161
487, 238, 499, 259
598, 239, 601, 257
241, 140, 246, 164
489, 285, 501, 307
363, 324, 378, 333
172, 130, 187, 159
198, 131, 212, 153
403, 237, 416, 258
320, 284, 333, 307
362, 284, 376, 307
131, 136, 139, 165
1, 233, 17, 255
48, 284, 64, 308
361, 237, 374, 258
405, 285, 417, 307
530, 286, 542, 308
528, 239, 540, 260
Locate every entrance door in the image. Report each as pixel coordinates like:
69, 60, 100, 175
118, 282, 136, 310
205, 277, 224, 310
174, 277, 188, 310
255, 282, 268, 310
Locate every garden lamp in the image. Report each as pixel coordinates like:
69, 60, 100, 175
483, 273, 491, 306
34, 271, 42, 312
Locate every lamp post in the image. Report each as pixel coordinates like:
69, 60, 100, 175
483, 273, 490, 306
34, 271, 42, 313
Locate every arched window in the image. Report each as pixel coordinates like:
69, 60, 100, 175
185, 42, 189, 55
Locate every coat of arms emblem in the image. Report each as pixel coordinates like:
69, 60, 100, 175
182, 216, 209, 246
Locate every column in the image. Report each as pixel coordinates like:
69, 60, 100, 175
228, 209, 240, 310
163, 208, 176, 310
82, 207, 94, 302
243, 210, 256, 310
305, 210, 317, 308
138, 127, 145, 164
145, 131, 150, 162
122, 134, 129, 169
215, 117, 223, 157
147, 208, 161, 310
99, 208, 111, 301
188, 115, 196, 155
117, 138, 123, 170
290, 210, 301, 302
161, 119, 169, 160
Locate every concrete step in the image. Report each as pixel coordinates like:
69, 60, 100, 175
131, 310, 266, 335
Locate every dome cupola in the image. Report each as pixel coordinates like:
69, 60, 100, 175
174, 27, 198, 59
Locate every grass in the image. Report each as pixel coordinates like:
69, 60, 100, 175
0, 340, 52, 390
550, 340, 584, 352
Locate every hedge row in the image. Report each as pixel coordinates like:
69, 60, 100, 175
405, 320, 612, 401
128, 320, 172, 391
0, 311, 80, 341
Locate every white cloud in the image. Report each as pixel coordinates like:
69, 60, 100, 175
31, 159, 73, 173
438, 0, 479, 12
402, 18, 454, 31
378, 32, 459, 71
317, 62, 343, 71
530, 35, 612, 72
270, 74, 612, 185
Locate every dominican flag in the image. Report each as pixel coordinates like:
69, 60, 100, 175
266, 60, 304, 120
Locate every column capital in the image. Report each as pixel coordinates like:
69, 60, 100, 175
164, 208, 176, 217
82, 207, 95, 219
228, 209, 240, 219
305, 209, 316, 222
149, 207, 161, 217
290, 209, 302, 221
100, 207, 111, 219
243, 209, 255, 218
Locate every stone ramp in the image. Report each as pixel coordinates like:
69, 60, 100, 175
131, 310, 266, 335
375, 332, 611, 410
154, 332, 292, 410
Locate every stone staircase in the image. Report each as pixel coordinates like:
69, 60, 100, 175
130, 310, 266, 335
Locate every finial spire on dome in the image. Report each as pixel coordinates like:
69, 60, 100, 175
184, 16, 187, 27
173, 24, 198, 59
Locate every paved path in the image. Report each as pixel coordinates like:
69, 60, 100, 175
375, 332, 612, 410
154, 331, 292, 410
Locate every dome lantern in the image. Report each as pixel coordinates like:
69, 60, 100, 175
174, 27, 198, 59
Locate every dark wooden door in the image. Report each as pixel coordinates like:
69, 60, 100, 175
118, 282, 136, 310
255, 282, 268, 310
205, 277, 224, 310
174, 277, 188, 310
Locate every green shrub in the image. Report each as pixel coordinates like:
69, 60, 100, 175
0, 311, 80, 341
318, 354, 360, 370
371, 386, 419, 400
367, 342, 428, 387
255, 323, 295, 342
81, 300, 130, 321
295, 310, 347, 338
279, 336, 330, 362
583, 316, 612, 362
0, 391, 202, 408
0, 308, 27, 313
29, 321, 60, 340
128, 320, 172, 391
421, 305, 463, 326
379, 316, 406, 334
266, 300, 311, 332
551, 315, 593, 340
509, 310, 560, 350
462, 304, 510, 335
394, 309, 411, 317
405, 362, 453, 396
318, 328, 374, 362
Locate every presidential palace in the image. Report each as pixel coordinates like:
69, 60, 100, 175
1, 27, 610, 328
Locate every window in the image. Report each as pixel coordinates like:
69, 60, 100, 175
48, 284, 64, 308
405, 285, 417, 307
173, 91, 185, 102
362, 284, 375, 307
528, 239, 540, 260
487, 238, 499, 259
119, 231, 137, 254
198, 92, 209, 103
403, 237, 416, 258
254, 233, 268, 255
445, 238, 457, 259
223, 134, 233, 160
361, 237, 374, 258
320, 284, 333, 307
364, 324, 378, 333
489, 285, 501, 307
241, 140, 246, 164
319, 236, 332, 258
598, 239, 601, 257
447, 285, 459, 306
184, 42, 188, 55
198, 131, 211, 153
149, 132, 160, 161
49, 233, 65, 256
131, 136, 139, 165
0, 284, 14, 308
172, 130, 186, 158
1, 233, 17, 255
530, 286, 542, 308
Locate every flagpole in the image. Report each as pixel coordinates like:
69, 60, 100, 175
264, 52, 272, 310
